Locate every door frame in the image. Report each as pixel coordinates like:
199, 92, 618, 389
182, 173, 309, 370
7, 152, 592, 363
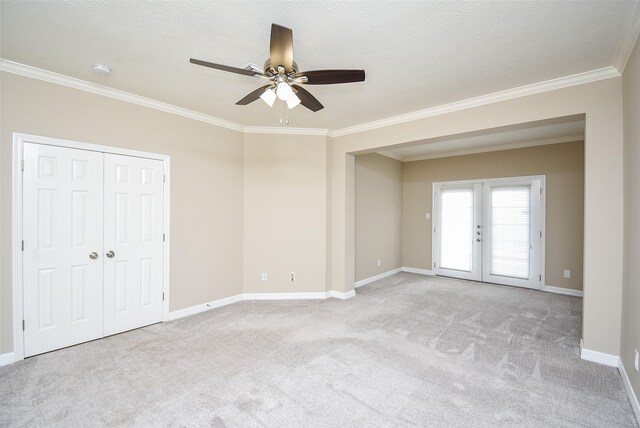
12, 132, 171, 362
432, 175, 546, 289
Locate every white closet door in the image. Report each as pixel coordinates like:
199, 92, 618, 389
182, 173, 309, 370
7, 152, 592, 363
23, 143, 104, 357
103, 154, 164, 336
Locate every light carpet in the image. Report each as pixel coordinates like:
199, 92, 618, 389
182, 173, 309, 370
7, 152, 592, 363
1, 273, 637, 427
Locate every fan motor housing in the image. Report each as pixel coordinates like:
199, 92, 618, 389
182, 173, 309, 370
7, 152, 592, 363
264, 59, 298, 75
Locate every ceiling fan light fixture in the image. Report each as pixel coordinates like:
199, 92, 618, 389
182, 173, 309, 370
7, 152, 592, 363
276, 81, 294, 101
286, 93, 301, 109
260, 87, 277, 107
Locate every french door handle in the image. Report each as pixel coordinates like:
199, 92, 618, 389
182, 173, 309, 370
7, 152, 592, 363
106, 251, 115, 258
89, 252, 99, 260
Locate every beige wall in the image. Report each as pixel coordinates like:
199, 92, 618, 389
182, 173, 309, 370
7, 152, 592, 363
0, 72, 245, 354
355, 153, 402, 281
622, 35, 640, 403
243, 133, 327, 293
0, 64, 629, 363
331, 77, 624, 355
402, 142, 584, 290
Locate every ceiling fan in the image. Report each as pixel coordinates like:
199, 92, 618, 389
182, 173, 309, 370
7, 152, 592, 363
189, 23, 365, 112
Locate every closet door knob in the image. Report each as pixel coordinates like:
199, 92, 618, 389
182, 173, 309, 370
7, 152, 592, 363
106, 251, 115, 258
89, 252, 99, 260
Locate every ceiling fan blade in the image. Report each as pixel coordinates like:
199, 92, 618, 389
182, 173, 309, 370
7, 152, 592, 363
235, 85, 272, 105
190, 58, 257, 77
296, 69, 365, 85
270, 24, 294, 72
292, 85, 324, 112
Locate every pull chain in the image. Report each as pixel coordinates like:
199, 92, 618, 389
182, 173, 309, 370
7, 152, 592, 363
279, 101, 290, 125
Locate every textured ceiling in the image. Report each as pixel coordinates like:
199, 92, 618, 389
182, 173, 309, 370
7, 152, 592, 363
0, 1, 637, 129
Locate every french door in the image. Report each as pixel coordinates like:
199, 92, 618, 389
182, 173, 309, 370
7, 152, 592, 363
22, 143, 165, 357
433, 176, 543, 289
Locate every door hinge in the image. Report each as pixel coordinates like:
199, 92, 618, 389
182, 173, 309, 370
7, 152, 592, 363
163, 174, 166, 183
433, 262, 436, 268
163, 233, 165, 242
21, 160, 25, 172
21, 240, 24, 251
540, 231, 542, 238
162, 292, 165, 301
539, 274, 542, 281
540, 188, 542, 195
22, 320, 25, 331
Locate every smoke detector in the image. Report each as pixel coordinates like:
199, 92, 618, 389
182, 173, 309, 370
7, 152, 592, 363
93, 64, 111, 75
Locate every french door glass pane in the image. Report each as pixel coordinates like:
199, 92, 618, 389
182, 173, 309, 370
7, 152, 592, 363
490, 186, 530, 278
440, 188, 473, 271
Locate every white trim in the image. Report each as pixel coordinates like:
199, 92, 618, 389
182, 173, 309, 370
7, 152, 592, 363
167, 294, 243, 321
243, 292, 329, 301
327, 290, 356, 300
329, 67, 620, 137
0, 59, 621, 138
12, 133, 171, 363
0, 353, 15, 367
581, 346, 620, 367
615, 1, 640, 73
619, 359, 640, 424
377, 151, 404, 162
162, 157, 171, 323
354, 268, 402, 288
395, 134, 584, 163
167, 290, 356, 322
401, 267, 435, 276
243, 126, 329, 136
11, 135, 24, 361
0, 60, 243, 132
541, 284, 584, 297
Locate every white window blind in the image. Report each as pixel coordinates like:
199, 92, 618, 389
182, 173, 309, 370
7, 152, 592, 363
490, 186, 530, 279
440, 188, 473, 272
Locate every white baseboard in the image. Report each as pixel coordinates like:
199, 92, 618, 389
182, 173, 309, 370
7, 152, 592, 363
243, 292, 329, 301
328, 290, 356, 300
619, 359, 640, 424
168, 290, 356, 321
542, 284, 584, 297
580, 341, 620, 367
354, 268, 402, 288
167, 294, 243, 321
0, 352, 15, 367
401, 267, 435, 276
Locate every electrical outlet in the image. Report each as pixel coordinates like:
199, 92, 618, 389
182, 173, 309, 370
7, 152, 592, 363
377, 259, 381, 266
290, 272, 295, 282
563, 270, 571, 278
261, 273, 267, 281
635, 349, 639, 372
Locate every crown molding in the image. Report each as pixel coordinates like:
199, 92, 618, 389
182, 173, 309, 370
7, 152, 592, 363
328, 67, 620, 138
615, 0, 640, 73
243, 126, 328, 136
0, 59, 245, 132
1, 59, 620, 138
384, 134, 584, 163
376, 151, 404, 162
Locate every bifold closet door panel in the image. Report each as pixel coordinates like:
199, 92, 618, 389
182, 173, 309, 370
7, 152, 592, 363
103, 154, 164, 336
22, 143, 104, 357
